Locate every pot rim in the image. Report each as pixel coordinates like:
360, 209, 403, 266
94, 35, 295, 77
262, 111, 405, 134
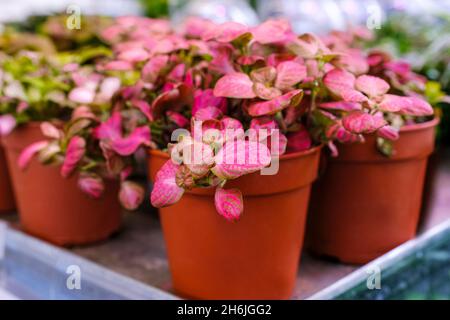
400, 116, 440, 133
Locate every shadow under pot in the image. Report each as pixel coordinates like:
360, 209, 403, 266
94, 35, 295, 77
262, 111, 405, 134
1, 122, 122, 246
148, 147, 321, 299
0, 140, 16, 213
307, 118, 439, 264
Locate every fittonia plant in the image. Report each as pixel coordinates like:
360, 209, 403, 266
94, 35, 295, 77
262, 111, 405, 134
145, 18, 434, 220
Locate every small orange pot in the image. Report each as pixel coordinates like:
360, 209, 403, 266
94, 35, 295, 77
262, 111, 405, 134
307, 118, 439, 264
0, 142, 15, 213
148, 147, 321, 299
2, 122, 122, 246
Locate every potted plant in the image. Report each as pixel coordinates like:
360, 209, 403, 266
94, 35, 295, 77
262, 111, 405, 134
307, 33, 437, 264
0, 43, 147, 245
109, 18, 433, 299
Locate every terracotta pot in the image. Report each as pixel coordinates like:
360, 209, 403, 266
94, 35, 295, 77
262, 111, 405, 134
307, 118, 439, 264
2, 122, 122, 246
148, 147, 321, 299
0, 141, 15, 213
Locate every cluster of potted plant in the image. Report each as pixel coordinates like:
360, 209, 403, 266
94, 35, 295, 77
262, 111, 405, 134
0, 16, 439, 299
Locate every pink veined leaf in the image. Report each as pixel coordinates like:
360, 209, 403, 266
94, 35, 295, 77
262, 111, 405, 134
193, 89, 228, 115
78, 173, 105, 199
247, 89, 303, 117
68, 87, 95, 104
287, 33, 321, 59
102, 60, 134, 71
166, 111, 189, 127
221, 117, 245, 142
377, 125, 399, 141
214, 187, 243, 222
117, 48, 149, 63
151, 160, 185, 208
211, 140, 271, 180
18, 141, 49, 170
180, 141, 215, 178
355, 75, 390, 98
252, 19, 292, 44
193, 106, 223, 121
0, 114, 16, 136
119, 181, 145, 210
319, 101, 361, 111
342, 111, 387, 134
61, 136, 86, 178
253, 83, 282, 100
221, 117, 244, 130
40, 122, 61, 139
275, 61, 307, 90
286, 127, 312, 153
110, 126, 151, 156
399, 96, 434, 116
323, 68, 356, 97
340, 88, 369, 103
250, 66, 277, 84
334, 49, 369, 75
72, 105, 97, 121
142, 55, 169, 83
98, 77, 121, 102
213, 73, 256, 99
326, 123, 364, 143
94, 111, 122, 140
378, 94, 410, 113
203, 21, 249, 43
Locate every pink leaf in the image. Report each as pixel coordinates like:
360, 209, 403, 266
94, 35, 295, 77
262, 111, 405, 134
119, 181, 145, 210
103, 60, 134, 71
203, 22, 249, 43
142, 55, 169, 83
252, 19, 292, 44
40, 122, 61, 139
0, 115, 16, 136
78, 173, 104, 198
69, 87, 95, 104
151, 160, 185, 208
98, 77, 121, 102
18, 141, 49, 170
355, 75, 389, 98
110, 126, 151, 156
166, 111, 189, 127
214, 187, 243, 221
319, 101, 361, 111
286, 127, 312, 153
378, 94, 409, 113
253, 83, 282, 100
118, 48, 149, 63
377, 125, 399, 141
323, 68, 356, 97
94, 111, 122, 140
61, 136, 86, 178
247, 89, 303, 116
275, 61, 307, 90
212, 140, 271, 180
399, 97, 434, 116
193, 89, 227, 115
193, 106, 223, 121
340, 89, 369, 103
213, 73, 256, 99
342, 111, 387, 134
